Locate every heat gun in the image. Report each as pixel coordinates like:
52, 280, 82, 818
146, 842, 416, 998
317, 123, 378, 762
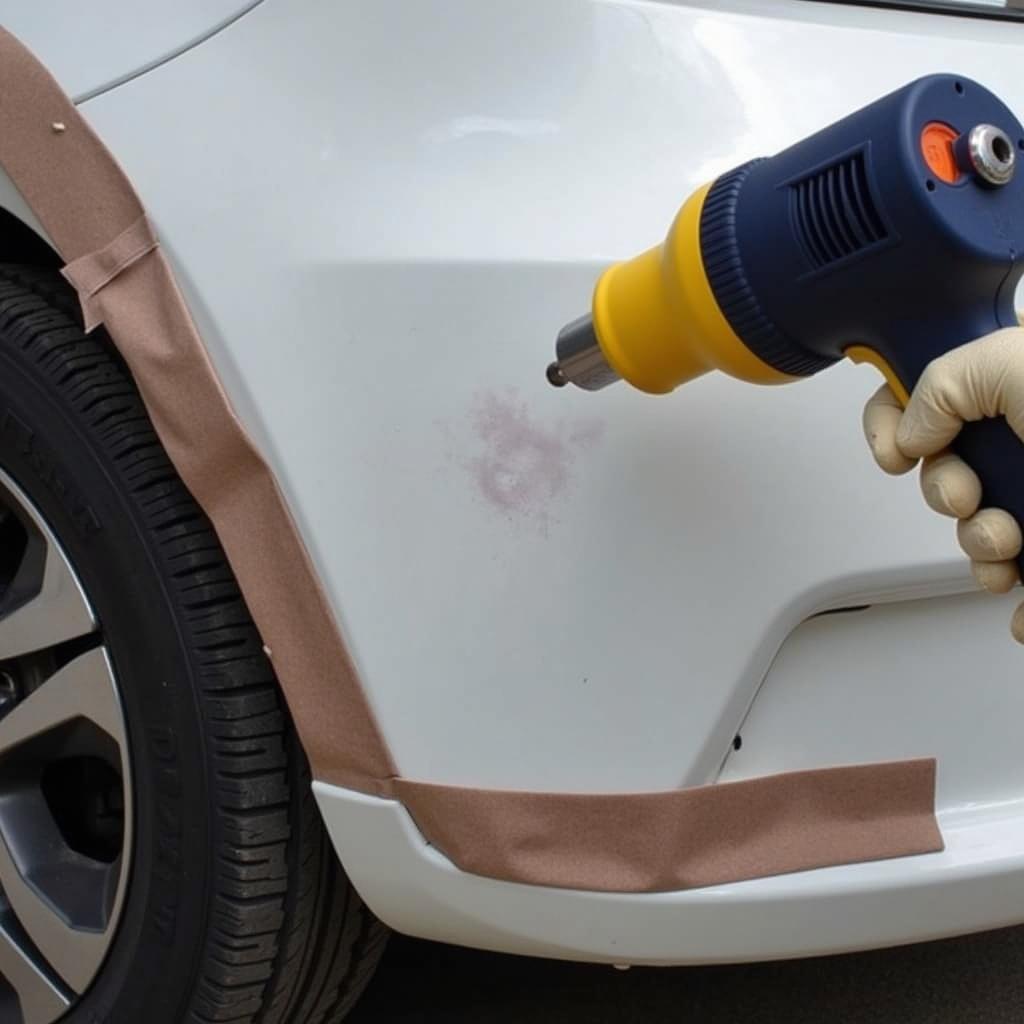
548, 74, 1024, 569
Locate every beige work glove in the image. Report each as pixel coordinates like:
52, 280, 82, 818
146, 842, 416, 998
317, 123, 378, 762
863, 327, 1024, 642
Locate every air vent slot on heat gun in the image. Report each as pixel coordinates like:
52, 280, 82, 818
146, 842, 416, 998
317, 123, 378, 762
790, 151, 889, 270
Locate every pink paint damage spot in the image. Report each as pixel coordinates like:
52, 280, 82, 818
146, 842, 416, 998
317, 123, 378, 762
466, 392, 604, 530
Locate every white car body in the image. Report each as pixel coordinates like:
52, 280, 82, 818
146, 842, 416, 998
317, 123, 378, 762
4, 0, 1024, 966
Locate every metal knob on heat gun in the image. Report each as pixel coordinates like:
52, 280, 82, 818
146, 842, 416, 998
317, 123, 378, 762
547, 74, 1024, 576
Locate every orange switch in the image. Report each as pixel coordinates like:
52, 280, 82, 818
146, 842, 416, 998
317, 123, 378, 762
921, 122, 960, 184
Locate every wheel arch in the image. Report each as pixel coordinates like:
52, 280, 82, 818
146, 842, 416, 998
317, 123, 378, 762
0, 28, 399, 797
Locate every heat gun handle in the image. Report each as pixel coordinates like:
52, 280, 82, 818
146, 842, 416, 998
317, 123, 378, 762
854, 330, 1024, 578
951, 418, 1024, 580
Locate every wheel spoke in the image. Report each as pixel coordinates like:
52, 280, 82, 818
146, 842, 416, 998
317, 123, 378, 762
0, 908, 69, 1024
0, 541, 95, 663
0, 648, 123, 759
0, 648, 126, 993
0, 813, 112, 994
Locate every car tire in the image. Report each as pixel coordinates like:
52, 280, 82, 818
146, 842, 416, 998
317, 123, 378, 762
0, 263, 387, 1024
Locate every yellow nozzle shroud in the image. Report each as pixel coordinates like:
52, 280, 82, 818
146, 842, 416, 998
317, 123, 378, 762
591, 182, 796, 394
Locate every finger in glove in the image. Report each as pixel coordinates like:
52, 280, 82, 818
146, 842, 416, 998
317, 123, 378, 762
863, 384, 916, 475
957, 507, 1023, 562
919, 452, 982, 519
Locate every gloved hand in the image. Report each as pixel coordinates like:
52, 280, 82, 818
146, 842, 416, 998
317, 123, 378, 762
863, 327, 1024, 642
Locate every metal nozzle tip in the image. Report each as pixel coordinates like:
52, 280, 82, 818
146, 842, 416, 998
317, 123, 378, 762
546, 361, 568, 387
966, 123, 1016, 186
550, 314, 620, 391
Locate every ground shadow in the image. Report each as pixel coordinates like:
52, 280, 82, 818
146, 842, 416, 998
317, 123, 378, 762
349, 926, 1024, 1023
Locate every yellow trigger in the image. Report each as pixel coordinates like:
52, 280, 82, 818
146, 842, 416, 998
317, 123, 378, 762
845, 345, 910, 408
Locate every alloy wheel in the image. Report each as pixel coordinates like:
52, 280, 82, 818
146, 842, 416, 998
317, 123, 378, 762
0, 468, 132, 1024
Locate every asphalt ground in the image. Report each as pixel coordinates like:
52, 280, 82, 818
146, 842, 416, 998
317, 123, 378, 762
348, 926, 1024, 1023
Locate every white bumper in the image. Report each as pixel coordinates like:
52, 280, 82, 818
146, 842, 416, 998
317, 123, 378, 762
316, 782, 1024, 965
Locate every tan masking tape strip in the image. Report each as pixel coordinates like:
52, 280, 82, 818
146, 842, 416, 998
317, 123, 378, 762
0, 28, 944, 893
62, 214, 158, 331
396, 759, 943, 893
